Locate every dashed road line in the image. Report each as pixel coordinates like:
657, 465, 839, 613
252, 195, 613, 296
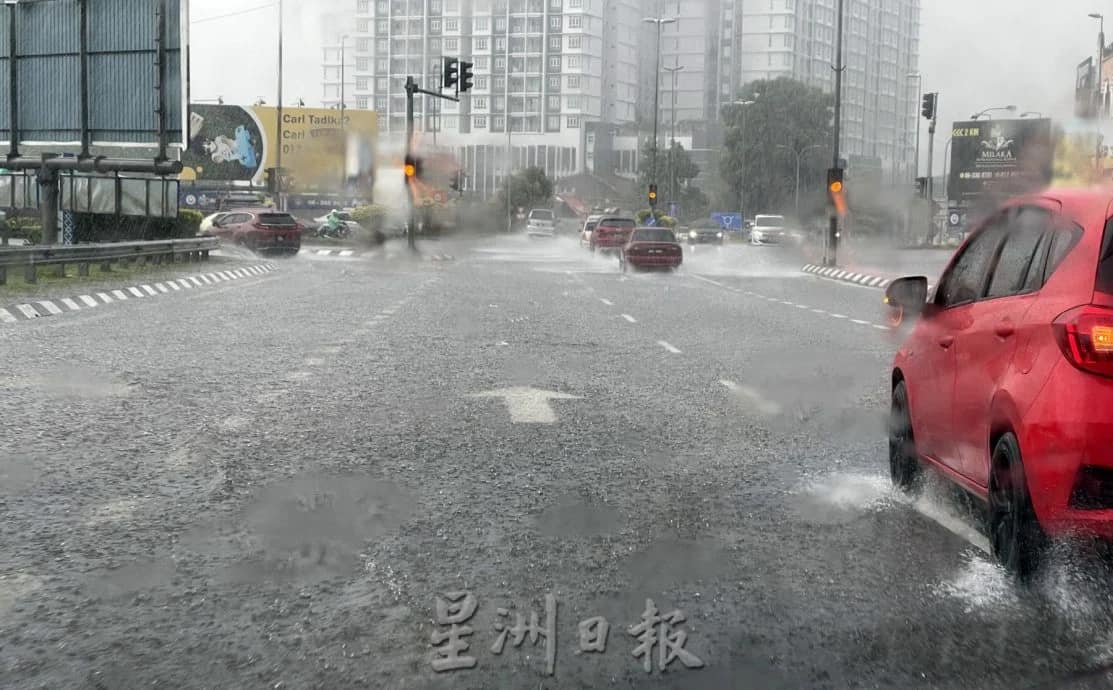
59, 298, 82, 311
15, 304, 39, 319
658, 341, 682, 354
0, 308, 17, 323
810, 308, 827, 315
850, 319, 870, 326
621, 314, 638, 323
79, 295, 98, 307
600, 298, 614, 306
719, 380, 783, 417
112, 289, 129, 300
830, 313, 848, 319
141, 285, 158, 296
127, 287, 145, 298
97, 292, 114, 303
872, 324, 892, 331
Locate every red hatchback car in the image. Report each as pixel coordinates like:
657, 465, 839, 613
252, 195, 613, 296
590, 217, 636, 254
886, 188, 1113, 575
203, 209, 304, 256
620, 227, 683, 272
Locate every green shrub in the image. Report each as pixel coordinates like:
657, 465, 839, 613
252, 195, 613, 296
350, 204, 388, 231
6, 216, 42, 244
74, 210, 204, 243
635, 209, 677, 228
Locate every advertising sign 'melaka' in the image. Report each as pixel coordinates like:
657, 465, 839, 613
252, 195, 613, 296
947, 118, 1053, 204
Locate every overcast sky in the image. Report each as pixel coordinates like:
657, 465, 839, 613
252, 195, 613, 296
190, 0, 1102, 168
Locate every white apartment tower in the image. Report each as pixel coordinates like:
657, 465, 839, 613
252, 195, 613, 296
739, 0, 921, 178
322, 0, 643, 196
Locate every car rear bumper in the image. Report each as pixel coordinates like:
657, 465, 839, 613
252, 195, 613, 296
687, 236, 723, 245
1020, 359, 1113, 538
751, 232, 785, 244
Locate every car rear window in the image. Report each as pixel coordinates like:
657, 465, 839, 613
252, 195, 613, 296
599, 219, 635, 229
530, 210, 554, 220
258, 213, 298, 226
632, 229, 676, 243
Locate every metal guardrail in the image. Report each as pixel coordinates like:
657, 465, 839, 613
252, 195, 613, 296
0, 238, 219, 285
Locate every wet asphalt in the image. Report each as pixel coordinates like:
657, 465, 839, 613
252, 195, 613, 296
2, 235, 1113, 690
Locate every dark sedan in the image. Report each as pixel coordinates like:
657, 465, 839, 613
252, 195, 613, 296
620, 227, 683, 272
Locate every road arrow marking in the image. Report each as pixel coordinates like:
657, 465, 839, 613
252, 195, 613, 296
468, 387, 582, 424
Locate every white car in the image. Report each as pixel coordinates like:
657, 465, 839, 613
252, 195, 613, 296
526, 209, 556, 238
580, 214, 603, 248
200, 212, 231, 234
750, 214, 788, 245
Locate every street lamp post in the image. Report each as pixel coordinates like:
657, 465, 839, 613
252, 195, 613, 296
907, 72, 922, 180
643, 16, 677, 202
1020, 111, 1044, 118
826, 0, 845, 266
732, 99, 756, 223
664, 61, 684, 205
970, 105, 1017, 120
776, 143, 825, 220
275, 0, 284, 210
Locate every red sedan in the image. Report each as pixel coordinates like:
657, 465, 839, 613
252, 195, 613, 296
620, 227, 683, 272
590, 217, 636, 254
885, 187, 1113, 576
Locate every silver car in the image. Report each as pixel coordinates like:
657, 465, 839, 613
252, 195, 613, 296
750, 214, 787, 245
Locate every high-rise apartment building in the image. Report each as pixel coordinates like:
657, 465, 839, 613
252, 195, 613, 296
322, 0, 643, 196
739, 0, 921, 179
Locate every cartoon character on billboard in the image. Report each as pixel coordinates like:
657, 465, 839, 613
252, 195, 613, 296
203, 125, 259, 170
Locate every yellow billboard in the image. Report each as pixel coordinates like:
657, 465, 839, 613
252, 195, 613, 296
181, 104, 378, 192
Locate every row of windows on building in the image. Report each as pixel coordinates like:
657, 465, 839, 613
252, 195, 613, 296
379, 34, 587, 56
363, 13, 588, 35
360, 0, 587, 15
393, 114, 583, 130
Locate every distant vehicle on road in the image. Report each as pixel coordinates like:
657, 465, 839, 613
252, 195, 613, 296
202, 209, 303, 256
580, 214, 604, 248
620, 227, 683, 272
684, 221, 725, 246
885, 188, 1113, 577
590, 217, 636, 255
526, 208, 556, 239
750, 215, 787, 245
313, 210, 359, 239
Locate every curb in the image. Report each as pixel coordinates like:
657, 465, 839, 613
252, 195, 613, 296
300, 247, 363, 258
0, 263, 276, 325
801, 264, 893, 290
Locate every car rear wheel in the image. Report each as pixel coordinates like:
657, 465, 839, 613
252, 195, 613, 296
888, 381, 922, 493
989, 434, 1046, 579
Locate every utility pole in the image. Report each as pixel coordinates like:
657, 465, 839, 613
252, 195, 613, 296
406, 77, 416, 251
826, 0, 845, 267
275, 0, 284, 210
643, 16, 676, 201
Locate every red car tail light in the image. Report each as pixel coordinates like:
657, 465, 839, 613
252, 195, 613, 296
1054, 304, 1113, 378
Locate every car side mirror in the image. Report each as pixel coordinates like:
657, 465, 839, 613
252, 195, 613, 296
884, 276, 929, 326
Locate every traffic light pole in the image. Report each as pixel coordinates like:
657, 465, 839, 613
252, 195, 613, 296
925, 93, 939, 245
404, 73, 462, 252
826, 0, 845, 267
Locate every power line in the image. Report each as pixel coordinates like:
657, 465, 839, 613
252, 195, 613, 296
191, 2, 277, 24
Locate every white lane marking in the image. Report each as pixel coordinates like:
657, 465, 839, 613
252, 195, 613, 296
220, 271, 235, 280
206, 273, 221, 282
719, 380, 782, 416
912, 499, 991, 555
600, 298, 614, 306
0, 308, 16, 323
154, 283, 170, 293
780, 300, 796, 306
97, 292, 114, 303
304, 357, 325, 366
189, 277, 204, 286
872, 324, 892, 331
141, 285, 158, 296
658, 341, 682, 354
468, 387, 582, 424
36, 301, 63, 315
621, 313, 638, 323
16, 304, 40, 318
830, 313, 848, 319
60, 298, 82, 311
339, 250, 354, 257
795, 304, 809, 310
112, 290, 128, 300
127, 287, 145, 298
179, 279, 195, 289
166, 281, 181, 291
811, 308, 827, 315
383, 308, 397, 315
79, 295, 98, 308
690, 274, 726, 288
850, 319, 870, 326
316, 249, 332, 256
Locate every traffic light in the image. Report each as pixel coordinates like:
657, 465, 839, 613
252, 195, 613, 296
827, 167, 847, 216
648, 184, 658, 207
921, 92, 936, 120
403, 155, 423, 183
459, 61, 475, 93
443, 57, 459, 90
915, 177, 927, 198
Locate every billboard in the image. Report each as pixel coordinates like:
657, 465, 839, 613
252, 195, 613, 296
947, 118, 1053, 204
180, 105, 378, 192
0, 0, 187, 151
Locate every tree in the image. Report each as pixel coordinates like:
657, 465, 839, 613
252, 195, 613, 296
720, 77, 833, 220
496, 166, 555, 214
639, 140, 709, 221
